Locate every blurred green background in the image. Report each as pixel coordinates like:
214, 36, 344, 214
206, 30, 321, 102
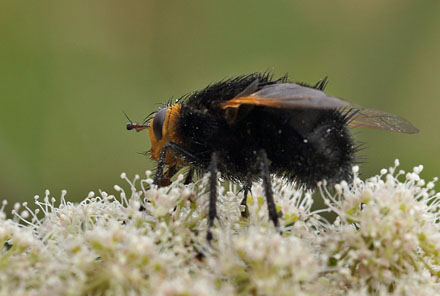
1, 0, 439, 209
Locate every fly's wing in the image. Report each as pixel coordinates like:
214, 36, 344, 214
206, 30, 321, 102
348, 108, 419, 134
219, 83, 351, 110
220, 82, 418, 133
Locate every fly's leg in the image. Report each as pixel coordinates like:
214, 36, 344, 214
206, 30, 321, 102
153, 142, 198, 186
160, 166, 178, 187
207, 152, 218, 242
184, 167, 195, 185
153, 144, 169, 186
139, 163, 177, 211
258, 149, 280, 230
240, 183, 251, 218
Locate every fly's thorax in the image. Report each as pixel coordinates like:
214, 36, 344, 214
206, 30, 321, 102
148, 104, 183, 165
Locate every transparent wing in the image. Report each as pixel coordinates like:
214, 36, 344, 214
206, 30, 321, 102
347, 108, 419, 134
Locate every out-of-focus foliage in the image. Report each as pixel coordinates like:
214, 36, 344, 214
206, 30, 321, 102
1, 0, 439, 206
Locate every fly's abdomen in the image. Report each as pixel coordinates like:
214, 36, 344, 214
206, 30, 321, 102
264, 109, 357, 188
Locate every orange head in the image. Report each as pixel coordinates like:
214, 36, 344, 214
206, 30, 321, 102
147, 104, 183, 166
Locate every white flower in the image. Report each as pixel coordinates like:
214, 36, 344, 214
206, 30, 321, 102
0, 161, 439, 295
321, 162, 440, 291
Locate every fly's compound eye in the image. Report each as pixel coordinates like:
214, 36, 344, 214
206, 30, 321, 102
153, 108, 168, 140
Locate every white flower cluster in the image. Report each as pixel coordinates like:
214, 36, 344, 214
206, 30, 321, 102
0, 162, 439, 295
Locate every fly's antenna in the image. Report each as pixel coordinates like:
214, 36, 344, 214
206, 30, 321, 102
124, 111, 148, 132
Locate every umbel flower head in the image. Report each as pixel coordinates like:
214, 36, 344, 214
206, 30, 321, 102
320, 161, 440, 293
0, 161, 439, 295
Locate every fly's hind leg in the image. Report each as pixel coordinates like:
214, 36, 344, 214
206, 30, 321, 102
240, 183, 251, 218
207, 152, 218, 242
258, 150, 280, 230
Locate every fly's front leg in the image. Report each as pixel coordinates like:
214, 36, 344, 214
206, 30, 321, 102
207, 152, 218, 242
153, 144, 169, 186
160, 166, 179, 187
153, 142, 199, 186
184, 167, 195, 185
258, 150, 280, 230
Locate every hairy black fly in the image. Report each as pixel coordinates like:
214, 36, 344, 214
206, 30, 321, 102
127, 72, 418, 240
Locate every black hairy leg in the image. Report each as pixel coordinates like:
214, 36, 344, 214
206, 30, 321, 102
184, 167, 195, 185
139, 164, 178, 211
259, 150, 280, 230
207, 152, 218, 242
160, 166, 179, 187
153, 142, 199, 186
153, 145, 168, 186
240, 184, 251, 218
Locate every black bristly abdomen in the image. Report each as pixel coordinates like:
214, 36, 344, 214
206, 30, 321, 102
176, 103, 356, 189
261, 107, 356, 188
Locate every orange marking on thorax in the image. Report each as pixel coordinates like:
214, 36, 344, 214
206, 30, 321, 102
220, 96, 287, 109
